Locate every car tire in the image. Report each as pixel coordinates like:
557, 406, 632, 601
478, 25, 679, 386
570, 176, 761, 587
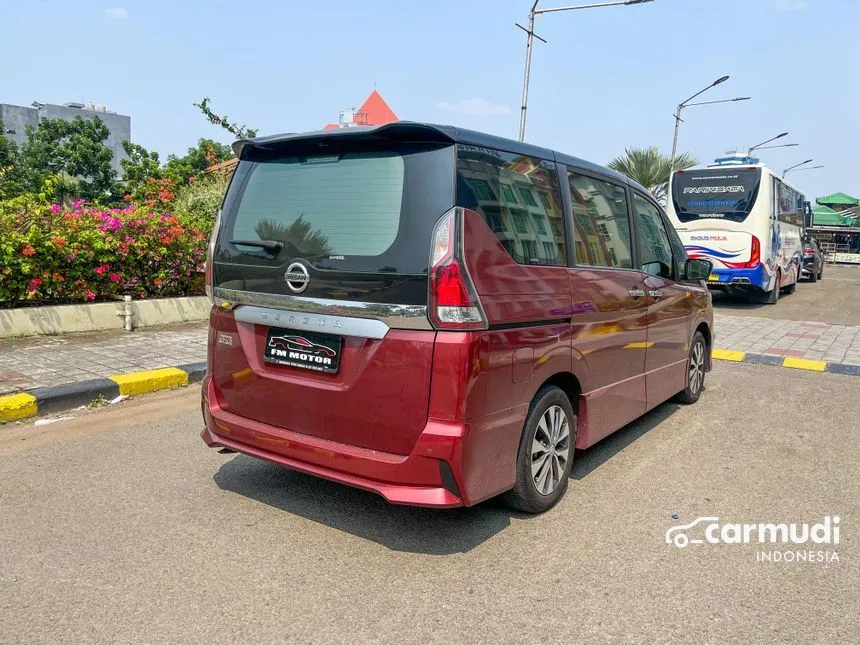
505, 386, 576, 514
809, 266, 818, 282
818, 265, 824, 280
764, 274, 780, 304
674, 331, 707, 405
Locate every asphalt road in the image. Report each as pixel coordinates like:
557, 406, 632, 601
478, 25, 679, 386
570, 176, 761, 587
1, 363, 858, 644
712, 263, 860, 325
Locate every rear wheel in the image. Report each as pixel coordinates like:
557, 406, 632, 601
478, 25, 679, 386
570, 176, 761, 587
505, 386, 576, 514
809, 266, 818, 282
763, 273, 781, 304
818, 264, 824, 280
782, 278, 796, 295
675, 332, 707, 404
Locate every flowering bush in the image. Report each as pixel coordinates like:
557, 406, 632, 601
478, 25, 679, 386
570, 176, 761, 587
0, 193, 210, 306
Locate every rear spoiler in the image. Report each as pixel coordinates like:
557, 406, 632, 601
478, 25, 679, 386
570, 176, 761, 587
232, 122, 458, 159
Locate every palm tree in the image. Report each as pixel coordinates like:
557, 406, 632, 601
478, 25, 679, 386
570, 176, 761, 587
607, 147, 697, 206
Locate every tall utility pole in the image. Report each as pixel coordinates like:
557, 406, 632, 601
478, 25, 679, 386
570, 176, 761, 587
669, 77, 751, 174
516, 0, 654, 142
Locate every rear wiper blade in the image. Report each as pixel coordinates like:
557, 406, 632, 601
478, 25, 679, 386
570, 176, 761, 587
228, 239, 283, 253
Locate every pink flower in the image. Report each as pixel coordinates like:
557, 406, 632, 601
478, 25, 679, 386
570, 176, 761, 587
94, 264, 109, 275
85, 290, 96, 301
27, 278, 43, 293
72, 199, 84, 208
49, 204, 62, 214
68, 253, 77, 260
109, 273, 121, 284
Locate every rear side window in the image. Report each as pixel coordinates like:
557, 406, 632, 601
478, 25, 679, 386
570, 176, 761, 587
231, 152, 404, 257
456, 146, 566, 266
568, 172, 633, 269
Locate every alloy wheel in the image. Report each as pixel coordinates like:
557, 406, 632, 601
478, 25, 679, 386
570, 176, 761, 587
530, 405, 571, 496
689, 341, 705, 395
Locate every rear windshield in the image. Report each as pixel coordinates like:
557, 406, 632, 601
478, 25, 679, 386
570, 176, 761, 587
218, 140, 455, 274
671, 167, 761, 223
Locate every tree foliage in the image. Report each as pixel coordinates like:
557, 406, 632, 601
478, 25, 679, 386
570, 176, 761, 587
164, 138, 233, 183
194, 96, 258, 139
20, 116, 117, 202
0, 116, 25, 200
607, 147, 698, 205
120, 140, 163, 198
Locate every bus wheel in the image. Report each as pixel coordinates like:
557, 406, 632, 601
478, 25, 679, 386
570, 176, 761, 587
763, 276, 780, 305
782, 280, 796, 295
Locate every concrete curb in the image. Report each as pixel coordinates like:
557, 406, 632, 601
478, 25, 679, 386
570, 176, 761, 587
712, 349, 860, 375
0, 362, 206, 423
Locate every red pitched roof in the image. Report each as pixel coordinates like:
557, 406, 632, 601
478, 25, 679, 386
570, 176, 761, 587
356, 90, 398, 125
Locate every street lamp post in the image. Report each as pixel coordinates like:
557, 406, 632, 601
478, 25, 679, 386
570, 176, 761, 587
669, 76, 751, 174
748, 132, 789, 157
782, 165, 824, 177
752, 143, 798, 150
517, 0, 654, 142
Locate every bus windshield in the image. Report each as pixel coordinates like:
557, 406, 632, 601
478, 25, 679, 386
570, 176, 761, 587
671, 167, 762, 223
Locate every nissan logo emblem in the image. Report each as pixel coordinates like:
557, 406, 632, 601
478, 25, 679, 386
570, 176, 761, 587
284, 262, 310, 293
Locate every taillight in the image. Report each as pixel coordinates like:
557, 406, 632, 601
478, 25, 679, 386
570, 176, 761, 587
428, 209, 487, 330
804, 249, 815, 256
205, 209, 222, 303
744, 235, 760, 268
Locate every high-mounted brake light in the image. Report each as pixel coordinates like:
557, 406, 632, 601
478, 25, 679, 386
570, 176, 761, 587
743, 235, 761, 268
428, 209, 487, 330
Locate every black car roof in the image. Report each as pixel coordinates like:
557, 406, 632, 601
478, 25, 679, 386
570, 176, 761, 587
233, 121, 641, 193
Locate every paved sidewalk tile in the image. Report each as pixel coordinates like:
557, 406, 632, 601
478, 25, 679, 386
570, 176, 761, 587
0, 321, 208, 395
714, 313, 860, 365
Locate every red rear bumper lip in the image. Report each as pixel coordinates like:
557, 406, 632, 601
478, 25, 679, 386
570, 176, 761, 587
201, 426, 462, 507
201, 394, 466, 508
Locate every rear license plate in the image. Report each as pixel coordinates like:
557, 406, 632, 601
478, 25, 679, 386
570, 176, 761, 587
264, 328, 342, 374
707, 273, 721, 283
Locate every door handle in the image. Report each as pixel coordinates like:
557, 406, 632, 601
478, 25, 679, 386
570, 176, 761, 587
629, 289, 645, 298
649, 290, 663, 298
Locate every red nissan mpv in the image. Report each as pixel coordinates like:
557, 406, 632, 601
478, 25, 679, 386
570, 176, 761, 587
201, 123, 714, 513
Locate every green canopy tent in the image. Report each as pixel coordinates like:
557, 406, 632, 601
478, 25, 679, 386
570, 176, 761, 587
811, 204, 848, 227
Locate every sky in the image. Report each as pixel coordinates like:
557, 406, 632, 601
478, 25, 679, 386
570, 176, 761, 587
2, 0, 858, 199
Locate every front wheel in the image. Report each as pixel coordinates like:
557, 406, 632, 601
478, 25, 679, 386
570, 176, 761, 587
505, 386, 576, 514
674, 331, 707, 404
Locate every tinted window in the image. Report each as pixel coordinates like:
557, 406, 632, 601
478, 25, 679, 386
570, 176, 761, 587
231, 151, 404, 256
218, 140, 455, 276
775, 178, 804, 227
633, 193, 674, 280
456, 146, 566, 266
671, 167, 762, 223
568, 172, 633, 269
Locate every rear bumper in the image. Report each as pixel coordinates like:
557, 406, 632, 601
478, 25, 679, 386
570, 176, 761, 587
705, 265, 770, 290
201, 378, 522, 508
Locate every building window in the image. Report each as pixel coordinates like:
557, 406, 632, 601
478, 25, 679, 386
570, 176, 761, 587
531, 214, 547, 235
519, 187, 538, 207
512, 211, 528, 234
501, 184, 519, 204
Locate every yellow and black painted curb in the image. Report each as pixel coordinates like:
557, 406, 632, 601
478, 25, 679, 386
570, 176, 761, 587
0, 362, 206, 423
712, 350, 860, 376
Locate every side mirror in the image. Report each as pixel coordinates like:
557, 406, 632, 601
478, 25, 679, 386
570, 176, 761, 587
685, 258, 712, 281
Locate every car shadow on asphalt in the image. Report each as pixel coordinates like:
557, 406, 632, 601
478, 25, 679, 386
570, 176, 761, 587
710, 291, 768, 311
213, 455, 515, 555
212, 398, 684, 555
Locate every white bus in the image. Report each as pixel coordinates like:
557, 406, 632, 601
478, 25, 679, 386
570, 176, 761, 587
665, 160, 806, 304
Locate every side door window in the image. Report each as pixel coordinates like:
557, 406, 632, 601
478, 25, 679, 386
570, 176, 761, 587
632, 193, 675, 281
567, 172, 633, 269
